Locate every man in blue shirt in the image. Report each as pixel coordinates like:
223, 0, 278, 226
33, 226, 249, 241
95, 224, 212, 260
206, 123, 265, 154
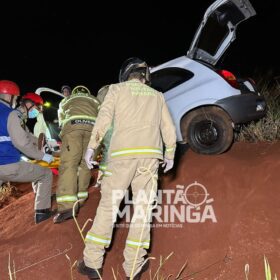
0, 80, 54, 224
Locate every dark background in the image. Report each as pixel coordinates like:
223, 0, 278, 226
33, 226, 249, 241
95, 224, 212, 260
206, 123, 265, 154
1, 0, 279, 95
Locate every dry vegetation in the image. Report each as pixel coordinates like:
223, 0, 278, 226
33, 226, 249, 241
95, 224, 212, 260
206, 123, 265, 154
0, 182, 21, 208
238, 75, 280, 142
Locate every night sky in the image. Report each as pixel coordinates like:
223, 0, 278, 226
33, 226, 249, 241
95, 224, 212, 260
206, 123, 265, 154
1, 0, 279, 95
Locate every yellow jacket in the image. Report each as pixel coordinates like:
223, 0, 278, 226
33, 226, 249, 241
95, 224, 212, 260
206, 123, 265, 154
88, 79, 176, 161
58, 91, 100, 137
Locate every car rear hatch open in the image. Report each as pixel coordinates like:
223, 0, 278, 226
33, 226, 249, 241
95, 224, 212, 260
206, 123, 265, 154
187, 0, 256, 65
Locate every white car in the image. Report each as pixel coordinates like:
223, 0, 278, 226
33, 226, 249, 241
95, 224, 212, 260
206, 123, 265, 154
150, 0, 266, 154
34, 0, 265, 155
32, 87, 64, 151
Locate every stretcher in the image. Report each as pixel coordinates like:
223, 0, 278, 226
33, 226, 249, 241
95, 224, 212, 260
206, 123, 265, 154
29, 134, 102, 174
29, 157, 60, 169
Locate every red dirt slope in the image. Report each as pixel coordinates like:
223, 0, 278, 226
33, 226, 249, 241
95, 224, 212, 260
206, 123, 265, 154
0, 142, 280, 280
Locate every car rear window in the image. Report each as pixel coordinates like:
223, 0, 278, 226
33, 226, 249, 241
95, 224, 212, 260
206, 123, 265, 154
151, 67, 194, 93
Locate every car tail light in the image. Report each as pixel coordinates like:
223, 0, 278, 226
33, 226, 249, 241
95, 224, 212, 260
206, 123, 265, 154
217, 69, 239, 89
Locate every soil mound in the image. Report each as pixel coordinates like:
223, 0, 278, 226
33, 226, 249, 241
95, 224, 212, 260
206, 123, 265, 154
1, 142, 279, 279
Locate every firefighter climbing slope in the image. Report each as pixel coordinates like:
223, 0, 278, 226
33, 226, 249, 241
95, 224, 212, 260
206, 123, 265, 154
94, 85, 113, 187
0, 80, 54, 224
77, 58, 177, 280
53, 85, 100, 224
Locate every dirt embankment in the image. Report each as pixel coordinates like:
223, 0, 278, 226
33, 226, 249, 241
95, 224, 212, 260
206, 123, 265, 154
0, 142, 280, 280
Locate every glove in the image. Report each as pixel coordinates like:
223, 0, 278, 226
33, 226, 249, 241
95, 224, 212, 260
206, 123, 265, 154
162, 158, 174, 173
42, 153, 54, 164
84, 148, 98, 169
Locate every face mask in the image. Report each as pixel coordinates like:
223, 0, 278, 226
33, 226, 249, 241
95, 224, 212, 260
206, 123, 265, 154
28, 108, 40, 119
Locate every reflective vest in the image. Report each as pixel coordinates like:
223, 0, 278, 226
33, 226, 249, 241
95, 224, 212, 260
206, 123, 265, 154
59, 92, 100, 128
0, 102, 21, 165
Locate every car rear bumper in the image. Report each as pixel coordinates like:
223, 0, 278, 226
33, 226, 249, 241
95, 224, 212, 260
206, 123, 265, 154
215, 92, 266, 124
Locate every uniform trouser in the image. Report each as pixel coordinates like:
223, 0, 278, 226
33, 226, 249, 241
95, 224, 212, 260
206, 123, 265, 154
57, 129, 92, 212
0, 161, 52, 210
83, 158, 159, 277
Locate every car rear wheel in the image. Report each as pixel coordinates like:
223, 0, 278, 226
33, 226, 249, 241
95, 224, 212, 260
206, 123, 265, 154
181, 107, 234, 154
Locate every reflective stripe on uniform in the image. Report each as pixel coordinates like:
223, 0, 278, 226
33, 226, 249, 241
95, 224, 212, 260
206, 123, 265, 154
166, 146, 175, 152
56, 195, 78, 203
111, 147, 162, 158
103, 170, 112, 177
61, 95, 100, 108
62, 115, 96, 125
77, 192, 88, 199
85, 232, 111, 246
0, 136, 11, 142
126, 239, 150, 249
99, 164, 107, 171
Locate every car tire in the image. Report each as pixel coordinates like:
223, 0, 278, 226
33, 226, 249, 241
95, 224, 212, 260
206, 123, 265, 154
181, 106, 234, 155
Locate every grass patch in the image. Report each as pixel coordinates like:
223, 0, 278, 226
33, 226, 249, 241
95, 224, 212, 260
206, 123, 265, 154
237, 76, 280, 142
0, 182, 21, 209
245, 255, 278, 280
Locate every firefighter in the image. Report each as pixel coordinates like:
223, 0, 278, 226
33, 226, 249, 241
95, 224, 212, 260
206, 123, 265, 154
77, 58, 177, 279
18, 92, 44, 131
94, 85, 113, 187
61, 85, 71, 98
0, 80, 54, 224
53, 85, 100, 223
19, 92, 53, 152
58, 85, 72, 128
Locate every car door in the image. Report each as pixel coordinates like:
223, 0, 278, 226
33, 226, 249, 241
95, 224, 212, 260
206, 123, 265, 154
34, 87, 64, 141
187, 0, 256, 65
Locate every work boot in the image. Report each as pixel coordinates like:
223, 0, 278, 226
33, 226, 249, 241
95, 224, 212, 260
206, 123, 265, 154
53, 209, 75, 224
126, 260, 149, 280
77, 260, 102, 279
35, 209, 52, 224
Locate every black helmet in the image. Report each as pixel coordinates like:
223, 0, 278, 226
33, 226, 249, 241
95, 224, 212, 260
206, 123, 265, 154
119, 57, 151, 83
